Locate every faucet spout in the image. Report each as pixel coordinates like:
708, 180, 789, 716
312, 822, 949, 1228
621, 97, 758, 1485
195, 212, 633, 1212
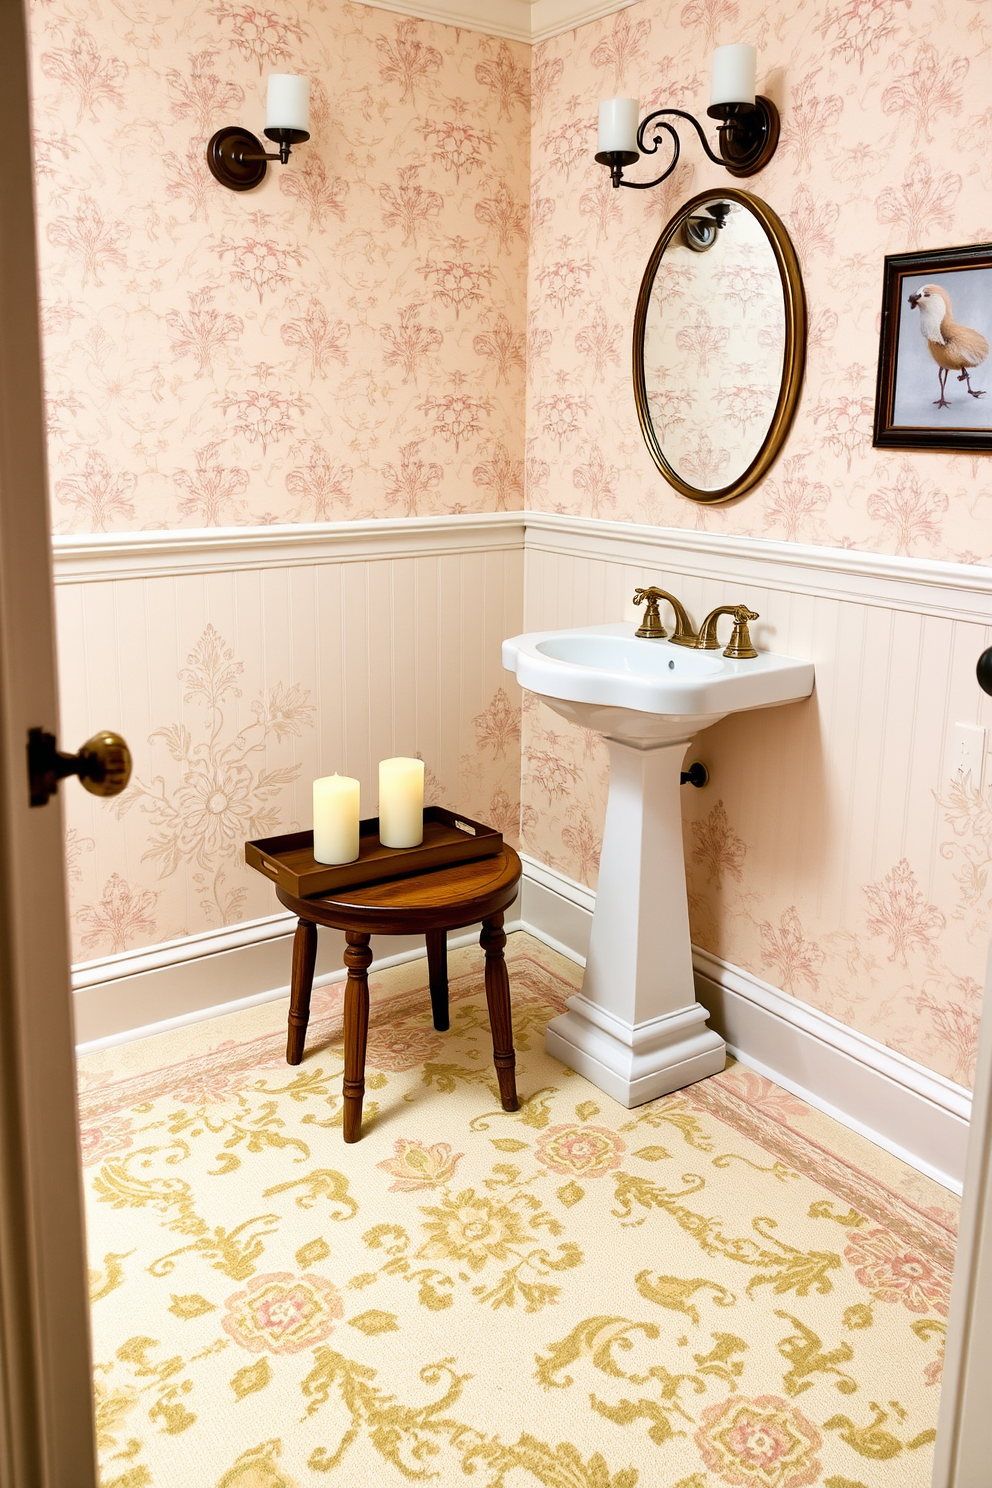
632, 587, 697, 646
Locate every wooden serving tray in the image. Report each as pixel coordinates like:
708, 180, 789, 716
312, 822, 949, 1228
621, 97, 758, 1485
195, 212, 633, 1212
245, 806, 503, 899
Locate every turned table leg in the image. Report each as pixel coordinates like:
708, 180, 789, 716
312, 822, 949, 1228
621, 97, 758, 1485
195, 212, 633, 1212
287, 919, 318, 1065
342, 931, 373, 1142
480, 912, 518, 1112
425, 928, 449, 1031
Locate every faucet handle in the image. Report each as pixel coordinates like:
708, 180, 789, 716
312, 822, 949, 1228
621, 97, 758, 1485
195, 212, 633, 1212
633, 587, 667, 639
697, 603, 759, 656
724, 606, 759, 659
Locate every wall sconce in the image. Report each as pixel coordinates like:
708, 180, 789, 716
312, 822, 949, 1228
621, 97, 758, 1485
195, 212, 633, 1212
207, 74, 311, 192
595, 45, 779, 190
683, 200, 731, 251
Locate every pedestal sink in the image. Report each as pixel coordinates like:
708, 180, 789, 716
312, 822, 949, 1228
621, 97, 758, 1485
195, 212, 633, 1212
502, 622, 814, 1107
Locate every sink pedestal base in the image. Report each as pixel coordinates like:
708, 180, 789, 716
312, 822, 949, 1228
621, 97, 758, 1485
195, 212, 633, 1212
544, 734, 725, 1107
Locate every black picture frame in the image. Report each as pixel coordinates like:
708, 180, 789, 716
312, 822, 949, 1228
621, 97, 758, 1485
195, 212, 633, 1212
873, 241, 992, 452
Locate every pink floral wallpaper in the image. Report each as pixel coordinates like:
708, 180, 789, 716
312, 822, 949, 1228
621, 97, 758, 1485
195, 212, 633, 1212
27, 1, 529, 530
527, 0, 992, 558
30, 0, 531, 974
32, 0, 992, 1093
516, 0, 992, 1089
685, 785, 985, 1090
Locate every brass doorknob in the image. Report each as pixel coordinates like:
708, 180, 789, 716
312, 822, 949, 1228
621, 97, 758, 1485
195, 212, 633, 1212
27, 727, 132, 808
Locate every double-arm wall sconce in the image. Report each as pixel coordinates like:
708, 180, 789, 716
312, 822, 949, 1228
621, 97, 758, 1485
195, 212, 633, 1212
596, 44, 779, 190
207, 74, 311, 192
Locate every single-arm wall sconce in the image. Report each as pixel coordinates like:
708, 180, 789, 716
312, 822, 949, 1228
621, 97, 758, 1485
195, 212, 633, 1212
683, 199, 731, 251
595, 44, 779, 190
207, 74, 311, 192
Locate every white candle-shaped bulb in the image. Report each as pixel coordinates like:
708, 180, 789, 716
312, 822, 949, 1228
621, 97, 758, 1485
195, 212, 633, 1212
266, 74, 310, 132
313, 774, 360, 864
710, 44, 757, 107
378, 757, 424, 849
598, 98, 639, 155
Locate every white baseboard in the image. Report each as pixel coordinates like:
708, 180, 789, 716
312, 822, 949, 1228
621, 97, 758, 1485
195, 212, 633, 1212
72, 856, 972, 1192
518, 855, 971, 1193
72, 907, 522, 1055
67, 864, 573, 1054
517, 854, 594, 961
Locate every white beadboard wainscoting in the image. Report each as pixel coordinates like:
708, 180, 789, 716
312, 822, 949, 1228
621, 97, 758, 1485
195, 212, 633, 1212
517, 514, 992, 1192
54, 515, 527, 952
56, 512, 990, 1191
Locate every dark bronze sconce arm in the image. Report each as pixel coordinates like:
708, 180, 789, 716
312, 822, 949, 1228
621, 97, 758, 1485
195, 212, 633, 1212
207, 125, 311, 192
595, 97, 780, 190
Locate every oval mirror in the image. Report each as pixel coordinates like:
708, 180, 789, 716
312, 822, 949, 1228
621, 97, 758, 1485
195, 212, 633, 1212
633, 187, 806, 504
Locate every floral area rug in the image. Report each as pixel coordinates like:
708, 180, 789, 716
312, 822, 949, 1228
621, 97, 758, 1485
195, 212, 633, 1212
77, 934, 958, 1488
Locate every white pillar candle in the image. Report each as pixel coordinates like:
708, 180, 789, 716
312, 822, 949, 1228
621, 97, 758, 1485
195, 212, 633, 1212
266, 74, 310, 132
378, 757, 424, 849
710, 44, 757, 107
598, 97, 639, 155
313, 774, 360, 864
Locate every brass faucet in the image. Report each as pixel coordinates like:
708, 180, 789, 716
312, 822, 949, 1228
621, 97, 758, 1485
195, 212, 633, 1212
632, 587, 697, 646
696, 604, 759, 658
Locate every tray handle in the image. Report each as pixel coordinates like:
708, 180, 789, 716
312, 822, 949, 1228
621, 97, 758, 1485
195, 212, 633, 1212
259, 856, 282, 880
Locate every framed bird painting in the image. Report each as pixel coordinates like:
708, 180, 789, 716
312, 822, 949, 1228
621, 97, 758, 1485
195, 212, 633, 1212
873, 242, 992, 452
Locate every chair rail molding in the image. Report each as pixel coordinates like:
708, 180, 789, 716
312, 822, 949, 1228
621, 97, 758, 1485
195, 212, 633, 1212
51, 513, 526, 583
53, 511, 992, 620
519, 513, 992, 622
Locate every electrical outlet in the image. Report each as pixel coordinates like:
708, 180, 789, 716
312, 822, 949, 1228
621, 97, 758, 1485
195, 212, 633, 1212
952, 723, 987, 789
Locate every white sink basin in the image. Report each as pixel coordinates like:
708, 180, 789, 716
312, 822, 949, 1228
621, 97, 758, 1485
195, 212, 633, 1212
502, 618, 815, 1109
503, 622, 814, 746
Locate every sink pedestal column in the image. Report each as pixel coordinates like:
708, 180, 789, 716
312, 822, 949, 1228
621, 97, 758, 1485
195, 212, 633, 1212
545, 734, 725, 1106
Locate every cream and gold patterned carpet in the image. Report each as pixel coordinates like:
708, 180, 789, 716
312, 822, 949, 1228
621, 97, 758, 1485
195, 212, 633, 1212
77, 934, 958, 1488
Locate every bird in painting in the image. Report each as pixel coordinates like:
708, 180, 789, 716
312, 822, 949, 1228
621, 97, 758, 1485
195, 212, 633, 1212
908, 283, 989, 408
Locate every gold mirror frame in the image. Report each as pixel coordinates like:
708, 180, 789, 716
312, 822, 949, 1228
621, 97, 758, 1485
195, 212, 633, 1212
633, 187, 807, 505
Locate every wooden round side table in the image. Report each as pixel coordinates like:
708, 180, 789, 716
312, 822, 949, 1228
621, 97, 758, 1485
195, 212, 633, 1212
275, 845, 522, 1142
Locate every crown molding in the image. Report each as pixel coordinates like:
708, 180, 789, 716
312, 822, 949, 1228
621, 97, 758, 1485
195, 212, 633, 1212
351, 0, 638, 44
356, 0, 531, 41
529, 0, 638, 42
